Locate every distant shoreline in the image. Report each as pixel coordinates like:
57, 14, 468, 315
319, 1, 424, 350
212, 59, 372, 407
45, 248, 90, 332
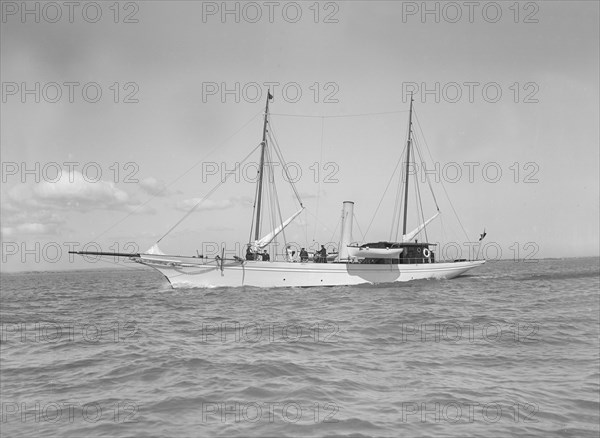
2, 256, 599, 275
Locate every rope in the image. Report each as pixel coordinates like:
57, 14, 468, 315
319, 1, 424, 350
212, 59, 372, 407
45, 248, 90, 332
353, 212, 365, 242
413, 156, 426, 241
248, 154, 261, 245
269, 144, 289, 259
412, 135, 440, 210
94, 110, 263, 241
391, 158, 405, 242
328, 214, 341, 245
391, 113, 412, 241
414, 111, 470, 241
312, 117, 325, 241
267, 127, 304, 207
267, 146, 287, 257
304, 207, 336, 237
365, 145, 405, 240
269, 110, 409, 119
157, 142, 263, 243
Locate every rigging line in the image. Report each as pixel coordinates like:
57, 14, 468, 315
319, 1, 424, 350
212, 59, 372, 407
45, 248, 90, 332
264, 130, 292, 255
269, 149, 289, 252
267, 157, 276, 252
391, 140, 410, 241
413, 162, 427, 242
412, 137, 434, 245
414, 111, 470, 241
267, 128, 302, 205
391, 160, 405, 242
335, 208, 344, 255
328, 215, 340, 246
157, 142, 263, 244
303, 209, 309, 249
410, 137, 429, 241
304, 207, 336, 237
421, 192, 430, 244
353, 212, 365, 242
263, 147, 274, 243
312, 116, 325, 241
390, 163, 401, 241
396, 157, 410, 242
439, 213, 455, 261
249, 170, 260, 244
267, 127, 304, 206
413, 135, 440, 210
365, 146, 405, 240
266, 146, 287, 256
94, 110, 263, 241
440, 210, 446, 241
248, 141, 264, 245
268, 150, 280, 253
392, 111, 412, 242
269, 110, 409, 119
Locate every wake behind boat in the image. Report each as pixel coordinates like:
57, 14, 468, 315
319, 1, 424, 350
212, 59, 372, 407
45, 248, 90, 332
71, 93, 485, 288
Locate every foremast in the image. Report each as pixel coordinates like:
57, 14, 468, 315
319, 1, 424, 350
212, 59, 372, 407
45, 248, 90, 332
402, 93, 414, 236
254, 90, 273, 241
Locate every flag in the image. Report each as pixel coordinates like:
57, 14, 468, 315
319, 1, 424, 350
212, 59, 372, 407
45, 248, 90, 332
479, 229, 487, 241
267, 90, 273, 100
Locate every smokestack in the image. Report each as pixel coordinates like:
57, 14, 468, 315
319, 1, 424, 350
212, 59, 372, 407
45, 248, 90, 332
337, 201, 354, 261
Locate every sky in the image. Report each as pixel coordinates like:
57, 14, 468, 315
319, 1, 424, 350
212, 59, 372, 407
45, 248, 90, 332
1, 0, 599, 272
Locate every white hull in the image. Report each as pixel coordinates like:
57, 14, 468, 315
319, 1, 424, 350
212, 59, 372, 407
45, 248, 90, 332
136, 255, 485, 288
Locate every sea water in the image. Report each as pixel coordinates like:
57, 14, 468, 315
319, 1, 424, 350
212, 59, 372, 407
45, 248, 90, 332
1, 257, 598, 437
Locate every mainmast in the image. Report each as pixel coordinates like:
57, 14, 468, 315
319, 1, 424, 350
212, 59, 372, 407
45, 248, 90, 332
254, 90, 273, 241
402, 93, 414, 236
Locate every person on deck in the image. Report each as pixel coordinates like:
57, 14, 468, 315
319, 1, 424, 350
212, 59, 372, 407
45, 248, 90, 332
318, 245, 327, 263
300, 248, 308, 262
245, 246, 254, 260
262, 250, 270, 262
285, 245, 294, 262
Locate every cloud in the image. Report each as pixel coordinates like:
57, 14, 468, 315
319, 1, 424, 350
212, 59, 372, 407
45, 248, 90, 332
122, 204, 157, 214
33, 171, 129, 209
175, 198, 234, 212
2, 171, 154, 215
139, 177, 169, 197
0, 170, 161, 239
1, 223, 58, 238
1, 209, 66, 239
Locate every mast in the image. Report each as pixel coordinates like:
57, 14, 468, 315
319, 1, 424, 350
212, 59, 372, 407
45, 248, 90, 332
402, 93, 414, 236
254, 90, 272, 241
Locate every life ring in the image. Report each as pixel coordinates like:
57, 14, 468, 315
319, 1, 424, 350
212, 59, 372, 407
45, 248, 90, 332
423, 248, 431, 258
